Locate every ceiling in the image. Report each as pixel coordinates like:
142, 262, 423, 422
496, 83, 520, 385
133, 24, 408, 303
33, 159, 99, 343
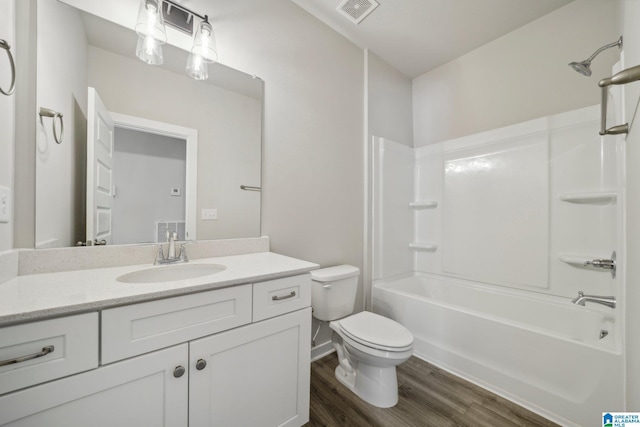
291, 0, 574, 78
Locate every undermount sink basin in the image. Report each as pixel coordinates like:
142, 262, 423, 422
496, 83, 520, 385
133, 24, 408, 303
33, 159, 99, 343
117, 263, 227, 284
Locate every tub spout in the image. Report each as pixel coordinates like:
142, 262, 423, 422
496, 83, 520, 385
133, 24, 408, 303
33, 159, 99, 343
571, 291, 616, 309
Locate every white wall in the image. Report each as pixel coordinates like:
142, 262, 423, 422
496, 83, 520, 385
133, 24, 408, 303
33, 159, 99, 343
112, 128, 186, 245
0, 0, 14, 251
35, 0, 87, 248
12, 0, 37, 249
622, 0, 640, 411
367, 51, 413, 147
413, 0, 621, 146
223, 1, 364, 269
87, 47, 261, 241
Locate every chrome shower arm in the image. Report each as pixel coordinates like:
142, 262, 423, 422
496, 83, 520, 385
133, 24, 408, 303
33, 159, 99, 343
586, 37, 623, 63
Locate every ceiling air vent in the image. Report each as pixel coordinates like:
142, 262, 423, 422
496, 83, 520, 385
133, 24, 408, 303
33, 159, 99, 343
337, 0, 380, 25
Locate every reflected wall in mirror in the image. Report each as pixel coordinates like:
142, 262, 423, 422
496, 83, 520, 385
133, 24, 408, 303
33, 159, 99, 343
35, 0, 262, 248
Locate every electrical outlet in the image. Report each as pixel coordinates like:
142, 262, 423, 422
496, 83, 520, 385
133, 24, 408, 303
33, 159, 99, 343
0, 186, 10, 223
201, 208, 217, 220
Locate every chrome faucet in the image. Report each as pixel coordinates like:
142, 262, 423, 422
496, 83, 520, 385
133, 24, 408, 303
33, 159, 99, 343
571, 291, 616, 309
154, 231, 190, 265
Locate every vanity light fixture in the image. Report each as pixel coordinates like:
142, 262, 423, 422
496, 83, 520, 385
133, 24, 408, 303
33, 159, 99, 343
135, 0, 217, 81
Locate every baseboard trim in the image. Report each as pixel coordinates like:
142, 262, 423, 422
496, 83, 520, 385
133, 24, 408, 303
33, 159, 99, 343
311, 340, 335, 362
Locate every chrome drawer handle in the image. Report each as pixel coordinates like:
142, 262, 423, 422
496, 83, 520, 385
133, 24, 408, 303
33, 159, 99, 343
272, 291, 296, 301
0, 345, 55, 367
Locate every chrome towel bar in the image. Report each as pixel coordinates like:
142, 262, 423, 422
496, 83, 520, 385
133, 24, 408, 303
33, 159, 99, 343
598, 64, 640, 135
240, 185, 261, 192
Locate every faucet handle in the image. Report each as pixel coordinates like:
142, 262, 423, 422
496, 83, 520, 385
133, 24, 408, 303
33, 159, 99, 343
583, 251, 616, 279
179, 241, 192, 262
154, 244, 166, 265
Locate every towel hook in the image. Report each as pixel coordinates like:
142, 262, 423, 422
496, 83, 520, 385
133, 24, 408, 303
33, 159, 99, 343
0, 39, 16, 96
39, 107, 64, 144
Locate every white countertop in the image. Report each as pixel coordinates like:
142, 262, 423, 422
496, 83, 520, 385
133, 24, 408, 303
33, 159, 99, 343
0, 252, 319, 326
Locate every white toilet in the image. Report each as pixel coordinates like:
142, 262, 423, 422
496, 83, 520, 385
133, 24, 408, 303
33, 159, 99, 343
310, 265, 414, 408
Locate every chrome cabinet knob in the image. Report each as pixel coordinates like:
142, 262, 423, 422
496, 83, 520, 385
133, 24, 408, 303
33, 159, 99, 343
173, 366, 186, 378
196, 359, 207, 370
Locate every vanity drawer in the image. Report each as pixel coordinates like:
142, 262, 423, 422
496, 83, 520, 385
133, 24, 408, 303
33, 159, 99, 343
0, 313, 99, 395
101, 284, 252, 364
253, 274, 311, 322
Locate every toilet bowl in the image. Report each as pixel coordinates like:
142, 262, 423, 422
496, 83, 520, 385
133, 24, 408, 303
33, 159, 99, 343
310, 265, 414, 408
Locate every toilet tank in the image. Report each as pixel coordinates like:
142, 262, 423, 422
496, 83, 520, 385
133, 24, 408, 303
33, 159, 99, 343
310, 265, 360, 321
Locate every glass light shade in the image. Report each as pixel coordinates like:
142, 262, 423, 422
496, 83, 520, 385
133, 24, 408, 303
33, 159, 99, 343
136, 34, 164, 65
135, 0, 167, 43
185, 53, 209, 80
191, 20, 218, 63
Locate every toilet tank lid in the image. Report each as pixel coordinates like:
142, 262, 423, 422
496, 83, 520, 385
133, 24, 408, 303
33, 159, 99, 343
310, 265, 360, 282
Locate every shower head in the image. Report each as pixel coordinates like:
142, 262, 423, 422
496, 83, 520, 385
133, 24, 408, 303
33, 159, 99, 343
569, 60, 593, 77
569, 36, 622, 77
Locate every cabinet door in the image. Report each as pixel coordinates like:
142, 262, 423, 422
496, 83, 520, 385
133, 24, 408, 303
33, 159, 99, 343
0, 344, 188, 427
189, 308, 311, 427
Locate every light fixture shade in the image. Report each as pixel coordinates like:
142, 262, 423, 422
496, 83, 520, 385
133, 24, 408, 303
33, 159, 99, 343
135, 0, 167, 43
186, 53, 209, 80
136, 34, 164, 65
191, 20, 218, 63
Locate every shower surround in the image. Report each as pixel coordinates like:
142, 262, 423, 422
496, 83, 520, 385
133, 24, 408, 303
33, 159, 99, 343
371, 104, 625, 426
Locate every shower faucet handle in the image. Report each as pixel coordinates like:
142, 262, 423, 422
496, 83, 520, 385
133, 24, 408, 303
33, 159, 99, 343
583, 251, 616, 279
584, 259, 614, 269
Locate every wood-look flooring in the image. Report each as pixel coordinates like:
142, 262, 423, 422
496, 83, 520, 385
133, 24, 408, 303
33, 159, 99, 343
306, 353, 558, 427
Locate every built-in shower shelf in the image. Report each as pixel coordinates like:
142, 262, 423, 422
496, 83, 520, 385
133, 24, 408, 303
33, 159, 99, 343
559, 191, 617, 204
409, 201, 438, 209
409, 243, 438, 251
559, 254, 598, 267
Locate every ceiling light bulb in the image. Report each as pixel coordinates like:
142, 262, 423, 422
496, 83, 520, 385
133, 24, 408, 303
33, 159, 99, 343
136, 34, 164, 65
191, 20, 218, 63
135, 0, 167, 43
186, 53, 208, 80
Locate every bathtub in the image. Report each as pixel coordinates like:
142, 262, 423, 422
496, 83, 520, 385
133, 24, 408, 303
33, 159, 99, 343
372, 273, 624, 427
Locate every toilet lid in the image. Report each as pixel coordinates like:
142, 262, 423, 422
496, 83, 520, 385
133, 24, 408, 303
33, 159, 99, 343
338, 311, 413, 351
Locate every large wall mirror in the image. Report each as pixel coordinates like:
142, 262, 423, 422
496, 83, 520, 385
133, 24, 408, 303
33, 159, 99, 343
35, 0, 262, 248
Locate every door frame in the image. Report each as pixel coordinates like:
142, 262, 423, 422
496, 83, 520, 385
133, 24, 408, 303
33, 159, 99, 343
110, 112, 198, 241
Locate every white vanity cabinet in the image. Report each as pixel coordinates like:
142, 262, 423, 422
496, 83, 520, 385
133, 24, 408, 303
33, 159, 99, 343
189, 308, 311, 427
0, 273, 312, 427
0, 344, 189, 426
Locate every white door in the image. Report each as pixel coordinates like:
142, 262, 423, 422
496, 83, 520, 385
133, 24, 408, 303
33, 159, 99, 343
189, 308, 311, 427
0, 344, 189, 426
86, 87, 114, 245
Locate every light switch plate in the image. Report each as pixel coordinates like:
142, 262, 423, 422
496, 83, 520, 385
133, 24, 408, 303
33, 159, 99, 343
201, 208, 217, 220
0, 186, 10, 223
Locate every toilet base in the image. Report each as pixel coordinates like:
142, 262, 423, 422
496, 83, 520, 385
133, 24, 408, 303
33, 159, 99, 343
334, 361, 399, 408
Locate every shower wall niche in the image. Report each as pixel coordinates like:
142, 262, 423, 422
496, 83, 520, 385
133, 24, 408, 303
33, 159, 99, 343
373, 104, 623, 299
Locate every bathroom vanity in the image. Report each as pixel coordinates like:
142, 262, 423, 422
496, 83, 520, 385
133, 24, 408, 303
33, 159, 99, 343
0, 246, 317, 427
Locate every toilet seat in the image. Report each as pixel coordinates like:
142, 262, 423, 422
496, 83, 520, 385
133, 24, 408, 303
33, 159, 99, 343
336, 312, 413, 352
